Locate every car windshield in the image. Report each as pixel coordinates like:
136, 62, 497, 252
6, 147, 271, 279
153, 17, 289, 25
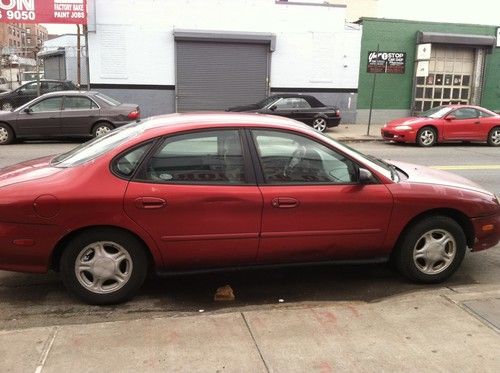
95, 93, 121, 106
51, 122, 144, 167
256, 96, 279, 108
419, 106, 453, 118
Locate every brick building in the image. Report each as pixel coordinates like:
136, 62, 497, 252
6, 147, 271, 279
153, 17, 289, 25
0, 23, 48, 57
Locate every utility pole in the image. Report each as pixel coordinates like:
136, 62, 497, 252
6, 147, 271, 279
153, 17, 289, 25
366, 43, 380, 136
77, 24, 81, 90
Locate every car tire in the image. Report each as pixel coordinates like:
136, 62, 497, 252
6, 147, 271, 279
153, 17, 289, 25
60, 228, 148, 305
0, 123, 15, 145
312, 117, 327, 132
487, 126, 500, 146
393, 216, 466, 283
416, 127, 437, 147
92, 122, 114, 137
1, 102, 13, 111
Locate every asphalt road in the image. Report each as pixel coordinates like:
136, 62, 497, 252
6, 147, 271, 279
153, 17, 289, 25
0, 140, 498, 330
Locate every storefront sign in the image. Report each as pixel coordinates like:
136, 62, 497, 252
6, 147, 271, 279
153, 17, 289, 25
0, 0, 87, 24
367, 51, 406, 74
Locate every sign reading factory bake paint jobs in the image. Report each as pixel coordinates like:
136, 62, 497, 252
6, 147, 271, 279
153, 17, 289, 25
367, 51, 406, 74
0, 0, 87, 24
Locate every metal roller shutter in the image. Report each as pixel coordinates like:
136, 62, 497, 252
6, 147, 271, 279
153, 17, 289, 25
176, 41, 269, 112
43, 55, 66, 80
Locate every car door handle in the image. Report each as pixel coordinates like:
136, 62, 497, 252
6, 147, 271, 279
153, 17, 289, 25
134, 197, 166, 209
271, 197, 299, 208
474, 121, 480, 124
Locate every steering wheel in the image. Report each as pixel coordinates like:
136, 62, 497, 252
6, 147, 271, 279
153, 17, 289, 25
283, 145, 306, 177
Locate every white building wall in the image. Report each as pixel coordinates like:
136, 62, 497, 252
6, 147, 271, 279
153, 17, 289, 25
88, 0, 360, 89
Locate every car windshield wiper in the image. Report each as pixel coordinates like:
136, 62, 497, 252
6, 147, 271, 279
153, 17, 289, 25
366, 155, 399, 182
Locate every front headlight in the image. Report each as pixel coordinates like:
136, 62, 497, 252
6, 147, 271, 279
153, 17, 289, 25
395, 125, 412, 131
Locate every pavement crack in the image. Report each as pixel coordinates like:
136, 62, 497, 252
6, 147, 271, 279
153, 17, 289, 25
241, 312, 270, 373
34, 326, 58, 373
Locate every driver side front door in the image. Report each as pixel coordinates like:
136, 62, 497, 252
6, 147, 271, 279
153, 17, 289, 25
15, 96, 62, 137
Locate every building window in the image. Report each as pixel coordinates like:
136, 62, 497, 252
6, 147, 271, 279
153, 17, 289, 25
26, 28, 31, 34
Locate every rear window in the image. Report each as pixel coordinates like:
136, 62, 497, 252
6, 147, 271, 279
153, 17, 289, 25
95, 93, 121, 106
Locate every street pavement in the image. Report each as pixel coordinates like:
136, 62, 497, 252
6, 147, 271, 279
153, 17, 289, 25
0, 124, 499, 372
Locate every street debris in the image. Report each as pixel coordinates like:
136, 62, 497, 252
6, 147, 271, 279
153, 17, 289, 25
214, 285, 235, 301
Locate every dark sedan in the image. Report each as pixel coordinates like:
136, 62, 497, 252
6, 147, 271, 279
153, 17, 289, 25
227, 94, 341, 132
0, 79, 77, 111
0, 91, 140, 145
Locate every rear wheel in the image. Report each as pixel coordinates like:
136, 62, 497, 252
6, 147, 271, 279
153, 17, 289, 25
393, 216, 466, 283
312, 117, 327, 132
417, 127, 437, 147
0, 123, 14, 145
60, 229, 148, 304
92, 122, 113, 137
487, 127, 500, 146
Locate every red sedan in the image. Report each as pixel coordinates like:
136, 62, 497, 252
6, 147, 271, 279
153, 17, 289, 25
1, 113, 499, 304
381, 105, 500, 147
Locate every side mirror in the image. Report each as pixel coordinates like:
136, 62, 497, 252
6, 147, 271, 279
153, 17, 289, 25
269, 105, 277, 111
23, 107, 32, 114
445, 115, 456, 121
358, 168, 375, 184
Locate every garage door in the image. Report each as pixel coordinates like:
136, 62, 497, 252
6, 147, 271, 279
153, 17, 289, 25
43, 55, 66, 80
414, 46, 474, 112
176, 41, 269, 111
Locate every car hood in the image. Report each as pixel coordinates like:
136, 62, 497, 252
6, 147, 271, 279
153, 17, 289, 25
385, 117, 429, 128
226, 104, 260, 112
0, 156, 62, 189
390, 160, 494, 197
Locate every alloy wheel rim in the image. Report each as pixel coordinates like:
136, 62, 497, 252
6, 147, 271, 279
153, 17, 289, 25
313, 118, 326, 132
412, 229, 456, 275
420, 130, 435, 146
95, 126, 111, 136
74, 241, 133, 294
491, 130, 500, 145
0, 127, 8, 143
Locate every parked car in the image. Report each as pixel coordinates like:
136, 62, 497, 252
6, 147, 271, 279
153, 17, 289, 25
0, 79, 77, 111
0, 113, 498, 304
0, 91, 140, 144
227, 94, 341, 132
381, 105, 500, 147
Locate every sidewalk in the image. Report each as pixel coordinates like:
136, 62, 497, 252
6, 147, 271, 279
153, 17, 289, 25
1, 287, 498, 372
327, 123, 385, 142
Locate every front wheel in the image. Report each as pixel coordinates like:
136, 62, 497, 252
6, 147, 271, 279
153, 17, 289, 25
1, 102, 13, 111
417, 127, 437, 147
60, 229, 148, 304
393, 216, 466, 283
312, 117, 327, 132
487, 127, 500, 146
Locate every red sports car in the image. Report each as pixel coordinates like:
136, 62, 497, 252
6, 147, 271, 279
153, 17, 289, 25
1, 113, 499, 304
381, 105, 500, 147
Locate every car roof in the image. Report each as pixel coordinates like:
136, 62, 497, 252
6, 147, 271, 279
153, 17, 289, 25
35, 90, 99, 98
138, 112, 314, 136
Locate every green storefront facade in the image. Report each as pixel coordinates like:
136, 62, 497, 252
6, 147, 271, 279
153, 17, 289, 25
356, 18, 500, 124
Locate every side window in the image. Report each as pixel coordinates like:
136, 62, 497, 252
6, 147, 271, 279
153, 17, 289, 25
112, 143, 153, 178
64, 96, 97, 110
142, 130, 246, 184
47, 82, 65, 91
18, 82, 37, 94
29, 97, 63, 112
295, 98, 311, 109
274, 98, 295, 110
252, 130, 357, 184
453, 108, 478, 119
478, 109, 493, 118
